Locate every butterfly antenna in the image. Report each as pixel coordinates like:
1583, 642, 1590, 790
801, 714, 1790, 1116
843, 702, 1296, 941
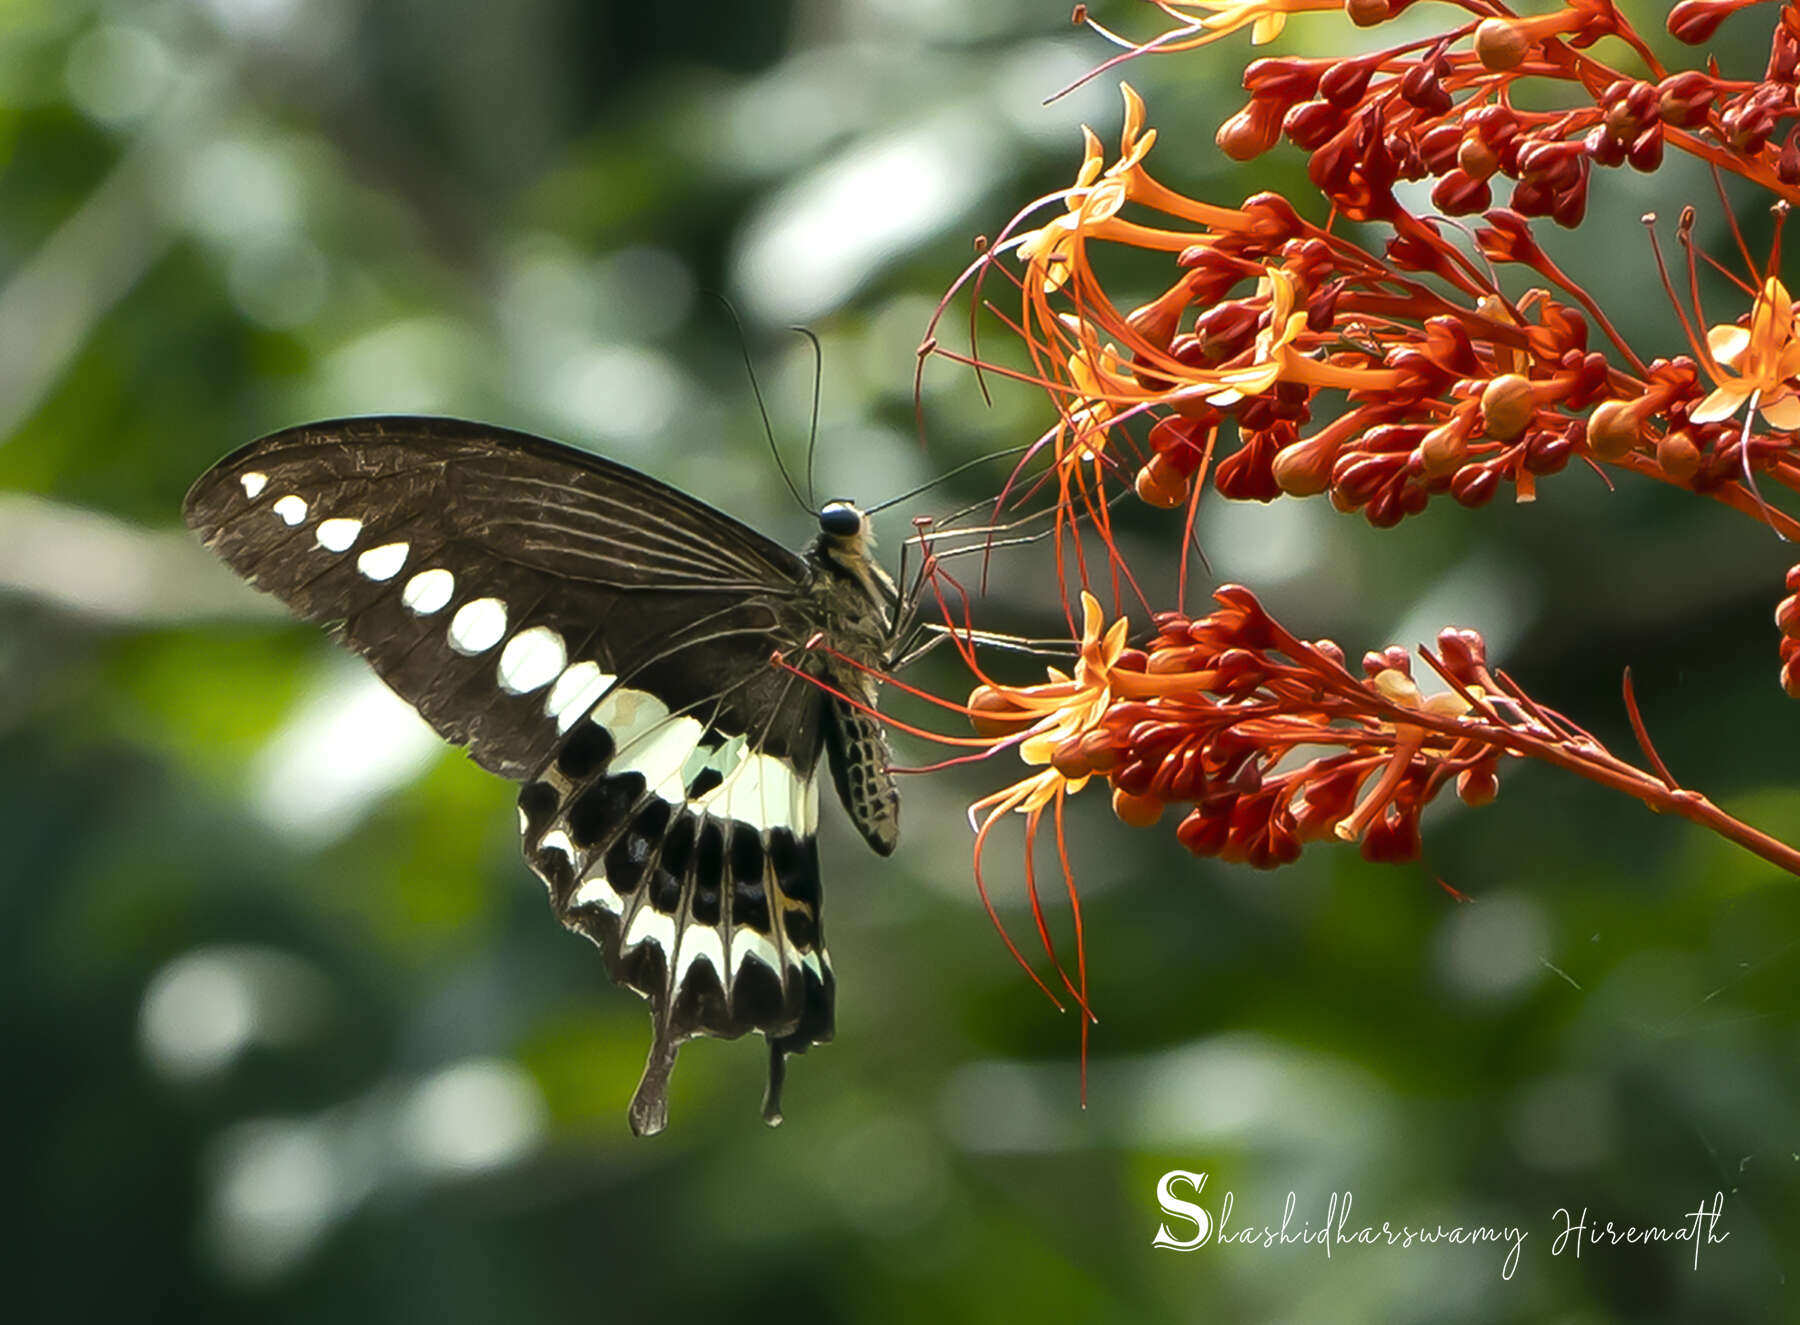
793, 326, 823, 510
863, 443, 1033, 515
712, 292, 810, 515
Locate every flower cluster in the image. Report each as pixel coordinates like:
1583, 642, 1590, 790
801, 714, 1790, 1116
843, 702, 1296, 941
897, 0, 1800, 1014
929, 0, 1800, 693
957, 584, 1800, 894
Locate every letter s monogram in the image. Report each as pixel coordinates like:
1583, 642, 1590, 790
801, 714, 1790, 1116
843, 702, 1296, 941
1152, 1169, 1213, 1250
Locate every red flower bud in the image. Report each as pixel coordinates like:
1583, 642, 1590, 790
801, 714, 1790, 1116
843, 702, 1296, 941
1272, 429, 1343, 497
1450, 463, 1501, 507
1400, 61, 1452, 115
1775, 594, 1800, 638
1241, 192, 1308, 246
1282, 99, 1344, 151
1346, 0, 1399, 24
1627, 125, 1664, 172
1312, 639, 1348, 672
1112, 787, 1165, 828
1667, 0, 1735, 44
1586, 398, 1644, 460
1602, 81, 1653, 139
1136, 454, 1192, 509
1436, 627, 1488, 677
1456, 762, 1499, 807
1126, 283, 1190, 354
1511, 178, 1552, 218
1417, 422, 1468, 478
1218, 98, 1285, 161
1418, 123, 1463, 174
1431, 169, 1491, 215
1331, 452, 1401, 506
1363, 646, 1411, 679
1318, 56, 1377, 107
1782, 655, 1800, 701
1362, 423, 1431, 454
1242, 56, 1326, 104
1475, 209, 1543, 264
1723, 96, 1778, 155
1473, 18, 1530, 72
1176, 807, 1229, 857
1525, 430, 1573, 474
1550, 178, 1588, 228
1584, 124, 1626, 169
1215, 432, 1282, 502
1363, 481, 1406, 528
1657, 429, 1703, 482
1481, 373, 1539, 439
1657, 71, 1716, 127
1457, 135, 1500, 180
1361, 803, 1422, 863
1780, 128, 1800, 187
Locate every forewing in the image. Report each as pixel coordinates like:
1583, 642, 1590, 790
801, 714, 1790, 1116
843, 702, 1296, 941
183, 416, 818, 779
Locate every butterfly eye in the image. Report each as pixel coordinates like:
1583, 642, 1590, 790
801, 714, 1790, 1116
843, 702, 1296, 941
817, 501, 862, 537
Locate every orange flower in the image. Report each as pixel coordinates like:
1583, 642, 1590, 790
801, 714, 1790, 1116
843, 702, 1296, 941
1016, 86, 1160, 294
1691, 277, 1800, 431
1171, 0, 1298, 46
1090, 0, 1342, 54
970, 592, 1128, 818
1195, 266, 1309, 406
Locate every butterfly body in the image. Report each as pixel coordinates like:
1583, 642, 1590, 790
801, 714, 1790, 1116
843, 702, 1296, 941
185, 416, 901, 1135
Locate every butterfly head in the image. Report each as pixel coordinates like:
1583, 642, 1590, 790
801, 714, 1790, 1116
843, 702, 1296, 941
817, 499, 865, 540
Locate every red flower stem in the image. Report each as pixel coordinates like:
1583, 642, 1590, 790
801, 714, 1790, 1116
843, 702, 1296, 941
1664, 125, 1800, 206
1360, 697, 1800, 879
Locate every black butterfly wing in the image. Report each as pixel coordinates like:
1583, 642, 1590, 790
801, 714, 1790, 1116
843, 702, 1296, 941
186, 416, 837, 1134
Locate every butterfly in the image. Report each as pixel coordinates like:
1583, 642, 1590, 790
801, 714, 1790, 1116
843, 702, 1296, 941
185, 415, 910, 1136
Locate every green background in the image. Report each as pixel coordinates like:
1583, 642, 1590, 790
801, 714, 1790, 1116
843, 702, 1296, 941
4, 1, 1798, 1321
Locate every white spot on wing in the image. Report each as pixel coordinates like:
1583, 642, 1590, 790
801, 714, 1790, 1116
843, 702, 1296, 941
731, 928, 782, 979
572, 872, 624, 914
591, 687, 708, 797
272, 494, 307, 525
622, 712, 698, 795
584, 687, 815, 828
448, 597, 508, 654
694, 749, 812, 833
614, 713, 705, 801
546, 661, 615, 732
673, 925, 725, 987
240, 472, 269, 499
497, 626, 565, 694
401, 568, 454, 614
624, 905, 676, 954
590, 686, 669, 749
357, 541, 409, 581
314, 517, 362, 552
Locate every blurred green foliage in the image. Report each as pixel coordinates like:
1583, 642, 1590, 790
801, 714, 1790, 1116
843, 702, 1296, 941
4, 1, 1799, 1322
